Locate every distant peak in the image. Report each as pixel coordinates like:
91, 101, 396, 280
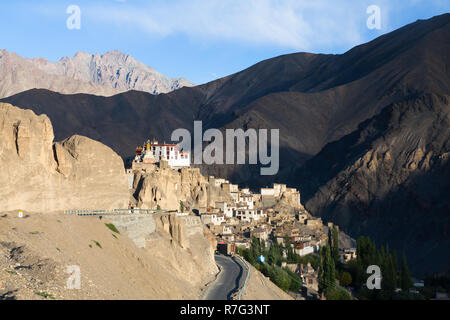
73, 51, 92, 59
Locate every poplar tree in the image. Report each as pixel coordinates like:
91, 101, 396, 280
400, 253, 413, 291
325, 244, 336, 291
332, 226, 339, 264
319, 244, 336, 294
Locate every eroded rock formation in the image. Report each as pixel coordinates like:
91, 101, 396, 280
132, 167, 233, 211
0, 103, 129, 212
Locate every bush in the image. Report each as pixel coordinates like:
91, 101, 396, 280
285, 268, 302, 292
92, 240, 102, 248
340, 271, 353, 287
326, 286, 352, 300
105, 223, 120, 234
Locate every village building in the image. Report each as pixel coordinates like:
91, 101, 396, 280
306, 218, 323, 230
235, 239, 250, 249
201, 213, 226, 226
134, 139, 190, 169
215, 201, 235, 218
236, 193, 255, 209
295, 242, 315, 256
235, 208, 266, 223
300, 262, 319, 293
339, 248, 357, 263
250, 227, 269, 241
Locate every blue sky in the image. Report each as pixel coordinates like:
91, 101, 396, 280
0, 0, 449, 84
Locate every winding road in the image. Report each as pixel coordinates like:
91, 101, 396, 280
204, 254, 247, 300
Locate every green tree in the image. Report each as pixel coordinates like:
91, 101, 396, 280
319, 246, 325, 293
340, 272, 352, 287
285, 239, 297, 264
285, 267, 302, 291
381, 249, 396, 293
392, 249, 399, 283
357, 236, 376, 269
332, 226, 339, 264
261, 239, 266, 253
400, 253, 413, 291
326, 286, 352, 300
328, 228, 333, 249
325, 244, 336, 291
251, 236, 262, 259
319, 244, 336, 294
179, 201, 184, 212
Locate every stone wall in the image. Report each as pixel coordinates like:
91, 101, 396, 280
105, 214, 156, 248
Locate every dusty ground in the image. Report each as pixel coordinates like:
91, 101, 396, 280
0, 211, 215, 300
0, 211, 295, 300
242, 264, 293, 300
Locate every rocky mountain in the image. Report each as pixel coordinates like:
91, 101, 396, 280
1, 14, 449, 274
0, 49, 193, 98
295, 93, 450, 275
0, 49, 119, 98
0, 102, 129, 212
3, 14, 449, 188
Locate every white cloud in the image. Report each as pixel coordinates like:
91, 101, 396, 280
84, 0, 372, 51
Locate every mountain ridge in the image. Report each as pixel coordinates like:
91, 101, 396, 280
0, 49, 193, 98
1, 13, 449, 274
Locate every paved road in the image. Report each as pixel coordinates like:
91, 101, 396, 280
204, 254, 244, 300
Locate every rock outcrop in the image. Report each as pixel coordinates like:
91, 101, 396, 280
132, 167, 233, 211
0, 103, 129, 212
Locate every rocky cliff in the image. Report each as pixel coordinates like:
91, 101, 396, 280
132, 166, 233, 211
0, 103, 129, 212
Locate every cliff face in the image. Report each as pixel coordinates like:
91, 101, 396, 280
155, 213, 219, 280
296, 94, 450, 275
132, 166, 233, 211
0, 103, 130, 212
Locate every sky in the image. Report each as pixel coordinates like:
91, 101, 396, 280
0, 0, 449, 84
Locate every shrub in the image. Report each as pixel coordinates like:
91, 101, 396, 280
92, 240, 102, 248
35, 291, 55, 299
340, 271, 353, 287
326, 286, 352, 300
105, 223, 120, 234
